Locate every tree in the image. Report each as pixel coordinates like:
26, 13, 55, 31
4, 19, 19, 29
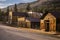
6, 6, 10, 16
5, 6, 10, 21
0, 9, 1, 13
32, 6, 44, 13
7, 6, 9, 13
0, 9, 1, 12
26, 3, 31, 11
32, 6, 38, 12
0, 9, 3, 21
7, 6, 9, 12
14, 4, 17, 12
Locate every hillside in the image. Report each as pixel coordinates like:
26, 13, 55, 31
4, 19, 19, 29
1, 0, 60, 12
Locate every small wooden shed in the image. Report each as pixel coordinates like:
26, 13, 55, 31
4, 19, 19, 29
40, 11, 60, 32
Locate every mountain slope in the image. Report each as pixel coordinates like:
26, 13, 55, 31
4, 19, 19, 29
1, 0, 60, 12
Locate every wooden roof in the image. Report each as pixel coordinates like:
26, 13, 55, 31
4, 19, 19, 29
41, 11, 60, 19
12, 12, 29, 17
26, 17, 40, 22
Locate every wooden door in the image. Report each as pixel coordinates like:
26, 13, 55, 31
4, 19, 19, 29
45, 20, 50, 32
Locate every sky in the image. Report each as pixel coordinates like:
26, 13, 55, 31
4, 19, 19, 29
0, 0, 36, 8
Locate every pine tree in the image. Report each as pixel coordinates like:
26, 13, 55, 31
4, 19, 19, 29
14, 4, 17, 12
0, 9, 1, 13
0, 9, 2, 21
26, 3, 31, 11
7, 6, 9, 13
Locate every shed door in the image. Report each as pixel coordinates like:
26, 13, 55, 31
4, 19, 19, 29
45, 20, 50, 32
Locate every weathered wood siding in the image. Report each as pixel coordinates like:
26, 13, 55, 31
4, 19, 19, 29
8, 11, 13, 24
18, 17, 31, 28
18, 17, 25, 21
26, 19, 31, 28
40, 13, 56, 32
40, 20, 45, 30
18, 17, 25, 27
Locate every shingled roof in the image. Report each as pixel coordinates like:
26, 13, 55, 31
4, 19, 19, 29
41, 11, 60, 19
26, 17, 40, 22
12, 12, 29, 17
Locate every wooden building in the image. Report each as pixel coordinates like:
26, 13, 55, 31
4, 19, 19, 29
40, 11, 60, 32
8, 11, 28, 25
8, 11, 40, 29
18, 17, 40, 29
